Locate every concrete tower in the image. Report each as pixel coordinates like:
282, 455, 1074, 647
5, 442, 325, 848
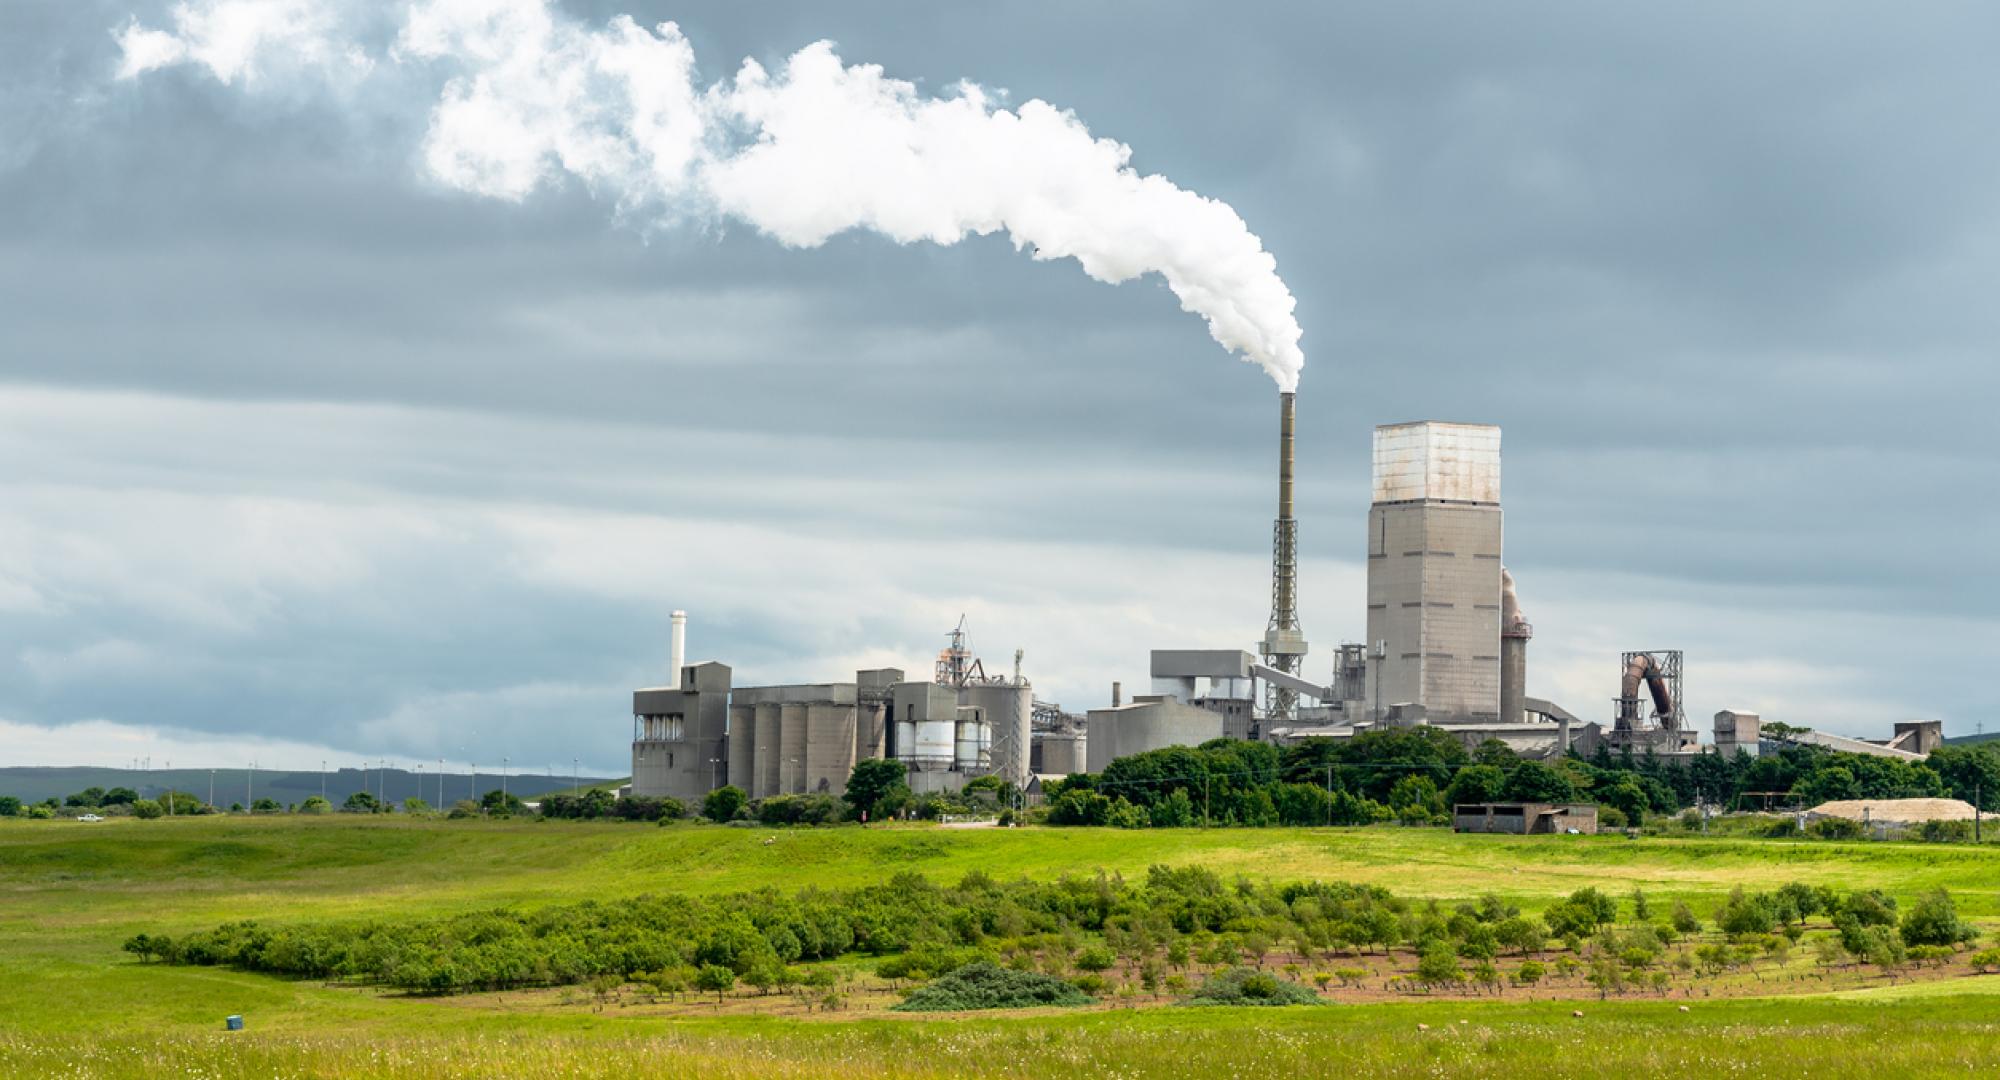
1364, 422, 1504, 724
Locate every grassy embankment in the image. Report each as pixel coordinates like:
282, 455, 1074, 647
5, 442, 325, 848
1, 815, 1996, 1077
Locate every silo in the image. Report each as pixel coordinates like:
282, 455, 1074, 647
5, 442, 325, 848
954, 706, 987, 771
962, 682, 1033, 788
894, 715, 918, 762
726, 704, 755, 792
915, 713, 954, 767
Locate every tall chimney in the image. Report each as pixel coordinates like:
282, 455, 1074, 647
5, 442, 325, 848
1260, 391, 1307, 726
1112, 681, 1122, 707
668, 610, 687, 690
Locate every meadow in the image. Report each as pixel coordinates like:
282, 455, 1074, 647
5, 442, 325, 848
1, 815, 1996, 1077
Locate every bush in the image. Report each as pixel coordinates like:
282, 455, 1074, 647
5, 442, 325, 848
1716, 888, 1778, 936
702, 786, 747, 823
893, 962, 1093, 1011
1916, 819, 1974, 843
1809, 816, 1865, 840
1181, 966, 1322, 1006
131, 799, 163, 820
1900, 890, 1977, 947
298, 796, 332, 815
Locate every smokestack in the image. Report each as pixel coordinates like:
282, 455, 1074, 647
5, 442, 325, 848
1112, 681, 1122, 707
668, 611, 687, 690
1260, 391, 1306, 726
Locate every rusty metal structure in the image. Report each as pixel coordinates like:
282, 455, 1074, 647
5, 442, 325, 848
1615, 650, 1683, 732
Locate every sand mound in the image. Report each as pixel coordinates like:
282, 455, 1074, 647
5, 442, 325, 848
1806, 798, 1976, 824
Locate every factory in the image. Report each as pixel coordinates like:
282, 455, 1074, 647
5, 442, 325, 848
630, 399, 1936, 803
631, 618, 1037, 805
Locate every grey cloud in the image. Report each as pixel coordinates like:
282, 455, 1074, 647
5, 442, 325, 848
1, 0, 1996, 767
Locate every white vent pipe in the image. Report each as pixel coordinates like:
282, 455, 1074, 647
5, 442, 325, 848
668, 611, 687, 690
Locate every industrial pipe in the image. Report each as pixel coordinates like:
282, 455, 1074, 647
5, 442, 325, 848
1619, 653, 1674, 723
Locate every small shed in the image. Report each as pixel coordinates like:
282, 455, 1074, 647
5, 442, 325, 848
1453, 802, 1598, 835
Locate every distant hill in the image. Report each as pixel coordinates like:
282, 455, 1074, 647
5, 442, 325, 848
1943, 732, 2000, 747
0, 766, 615, 808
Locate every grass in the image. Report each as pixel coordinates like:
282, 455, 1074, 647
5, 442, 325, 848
2, 815, 1997, 1076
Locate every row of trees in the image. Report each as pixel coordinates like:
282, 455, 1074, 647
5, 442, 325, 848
129, 860, 1978, 1000
1040, 728, 2000, 830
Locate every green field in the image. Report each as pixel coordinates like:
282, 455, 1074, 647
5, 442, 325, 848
2, 816, 1997, 1077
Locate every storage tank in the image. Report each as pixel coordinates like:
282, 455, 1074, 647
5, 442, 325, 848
1037, 732, 1085, 775
895, 717, 918, 761
914, 716, 954, 766
954, 706, 987, 770
962, 682, 1033, 787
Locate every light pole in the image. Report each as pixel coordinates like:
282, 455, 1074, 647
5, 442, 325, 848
164, 759, 172, 817
246, 761, 254, 811
437, 758, 444, 808
1371, 638, 1387, 723
573, 758, 579, 795
501, 757, 509, 807
320, 760, 327, 803
208, 770, 215, 811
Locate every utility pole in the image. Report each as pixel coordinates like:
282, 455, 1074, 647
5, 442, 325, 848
437, 758, 444, 808
1372, 639, 1386, 723
207, 770, 214, 811
320, 760, 326, 802
573, 758, 579, 795
1977, 783, 1982, 844
165, 759, 172, 817
246, 762, 254, 811
501, 758, 509, 806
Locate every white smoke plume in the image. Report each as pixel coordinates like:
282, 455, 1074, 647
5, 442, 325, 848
117, 0, 1307, 390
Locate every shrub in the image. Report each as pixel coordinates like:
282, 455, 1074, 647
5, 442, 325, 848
893, 962, 1093, 1011
1181, 966, 1322, 1006
1900, 890, 1977, 947
1969, 948, 2000, 973
298, 796, 332, 815
131, 800, 163, 820
1916, 819, 1974, 843
1513, 960, 1545, 985
1716, 888, 1778, 936
702, 786, 747, 823
1809, 817, 1864, 840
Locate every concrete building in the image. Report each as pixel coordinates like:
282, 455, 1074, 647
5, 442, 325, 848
1085, 696, 1223, 773
1149, 649, 1257, 740
1452, 802, 1598, 835
1714, 710, 1761, 759
1365, 422, 1506, 724
631, 659, 732, 802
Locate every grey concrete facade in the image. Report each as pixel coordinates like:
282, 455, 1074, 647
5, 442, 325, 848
630, 661, 731, 803
1084, 697, 1224, 773
1364, 422, 1505, 725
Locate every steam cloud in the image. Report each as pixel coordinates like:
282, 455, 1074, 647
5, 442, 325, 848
116, 0, 1306, 390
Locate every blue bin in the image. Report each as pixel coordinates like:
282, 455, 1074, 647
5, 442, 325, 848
225, 1015, 243, 1032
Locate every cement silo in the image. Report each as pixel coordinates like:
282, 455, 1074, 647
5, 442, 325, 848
953, 706, 988, 771
961, 681, 1033, 788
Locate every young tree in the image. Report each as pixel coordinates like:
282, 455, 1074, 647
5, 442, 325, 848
1501, 761, 1578, 803
702, 785, 748, 823
130, 799, 163, 820
694, 963, 736, 1002
0, 796, 21, 817
1900, 890, 1977, 948
841, 759, 910, 821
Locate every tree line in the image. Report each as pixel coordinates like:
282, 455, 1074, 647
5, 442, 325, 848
1040, 728, 2000, 830
126, 863, 1979, 1003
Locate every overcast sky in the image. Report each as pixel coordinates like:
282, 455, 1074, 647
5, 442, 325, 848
2, 1, 1996, 775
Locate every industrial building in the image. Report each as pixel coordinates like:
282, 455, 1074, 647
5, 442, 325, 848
629, 406, 1949, 803
630, 616, 1040, 804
